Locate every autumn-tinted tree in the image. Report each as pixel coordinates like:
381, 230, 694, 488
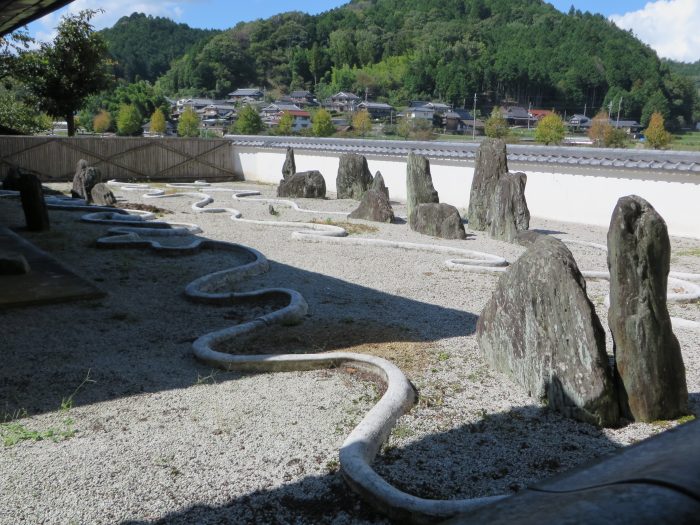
311, 108, 335, 137
588, 111, 610, 147
20, 10, 112, 136
484, 107, 509, 138
149, 108, 166, 135
116, 104, 142, 135
178, 106, 200, 137
352, 109, 372, 137
93, 110, 111, 134
535, 113, 565, 145
644, 111, 672, 149
234, 105, 263, 135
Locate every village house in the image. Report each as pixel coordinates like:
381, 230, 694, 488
288, 90, 315, 106
227, 88, 265, 103
357, 101, 395, 120
501, 106, 537, 126
443, 109, 483, 134
324, 91, 361, 113
260, 102, 302, 119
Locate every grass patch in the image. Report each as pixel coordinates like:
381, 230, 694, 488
670, 131, 700, 151
677, 247, 700, 257
310, 218, 378, 235
0, 420, 76, 447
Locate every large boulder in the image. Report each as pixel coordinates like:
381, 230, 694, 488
371, 171, 389, 200
348, 189, 394, 223
282, 147, 296, 181
467, 138, 508, 231
477, 235, 619, 427
487, 172, 530, 242
277, 170, 326, 199
336, 153, 373, 199
71, 159, 102, 202
19, 172, 50, 231
90, 183, 117, 206
406, 152, 439, 228
607, 195, 688, 422
409, 203, 466, 239
3, 167, 42, 191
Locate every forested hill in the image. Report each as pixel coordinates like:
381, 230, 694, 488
665, 59, 700, 91
100, 13, 220, 83
148, 0, 695, 127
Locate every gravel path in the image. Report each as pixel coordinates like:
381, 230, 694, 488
1, 181, 698, 524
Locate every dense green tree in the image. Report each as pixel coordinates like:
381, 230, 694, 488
484, 107, 509, 138
535, 113, 566, 145
644, 111, 672, 149
277, 111, 294, 135
178, 106, 200, 137
234, 105, 263, 135
312, 108, 335, 137
149, 108, 166, 135
20, 10, 112, 136
0, 85, 52, 134
100, 13, 219, 83
116, 104, 142, 135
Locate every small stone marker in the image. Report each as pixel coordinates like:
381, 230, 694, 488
487, 172, 530, 242
277, 170, 326, 199
19, 172, 50, 232
336, 153, 373, 199
406, 152, 439, 228
467, 138, 508, 231
282, 147, 296, 181
409, 203, 466, 239
607, 195, 688, 422
477, 235, 619, 427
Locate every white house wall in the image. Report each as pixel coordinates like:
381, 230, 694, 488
234, 147, 700, 239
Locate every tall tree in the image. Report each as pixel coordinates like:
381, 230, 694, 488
149, 108, 167, 135
535, 113, 566, 145
21, 10, 112, 136
116, 104, 142, 135
234, 105, 263, 135
312, 108, 335, 137
178, 106, 200, 137
644, 111, 672, 149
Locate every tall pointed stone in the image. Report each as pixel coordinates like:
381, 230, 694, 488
406, 152, 439, 228
467, 138, 508, 231
607, 195, 688, 422
371, 171, 389, 200
336, 153, 373, 199
487, 172, 530, 242
477, 236, 619, 427
19, 172, 50, 231
282, 147, 296, 181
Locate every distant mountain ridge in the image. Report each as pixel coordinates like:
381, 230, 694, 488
100, 13, 220, 83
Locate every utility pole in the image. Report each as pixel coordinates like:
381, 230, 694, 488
616, 97, 623, 127
472, 93, 477, 141
583, 103, 587, 117
527, 101, 532, 131
608, 100, 614, 119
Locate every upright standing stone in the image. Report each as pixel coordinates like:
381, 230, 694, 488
19, 172, 50, 231
406, 152, 439, 228
467, 138, 508, 230
282, 147, 296, 181
2, 167, 22, 191
477, 235, 619, 427
336, 153, 373, 199
348, 189, 394, 223
371, 171, 389, 200
607, 195, 688, 422
487, 172, 530, 242
71, 160, 102, 202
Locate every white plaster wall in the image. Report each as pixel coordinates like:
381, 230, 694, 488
234, 147, 700, 238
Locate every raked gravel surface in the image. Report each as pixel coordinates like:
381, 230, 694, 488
1, 180, 698, 524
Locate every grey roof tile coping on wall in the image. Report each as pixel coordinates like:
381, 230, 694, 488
227, 135, 700, 176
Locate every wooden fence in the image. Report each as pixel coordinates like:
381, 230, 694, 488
0, 136, 241, 183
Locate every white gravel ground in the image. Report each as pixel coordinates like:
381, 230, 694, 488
0, 180, 698, 524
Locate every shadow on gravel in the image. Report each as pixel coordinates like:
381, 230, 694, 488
0, 206, 479, 419
119, 404, 623, 525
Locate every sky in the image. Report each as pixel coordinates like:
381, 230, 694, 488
25, 0, 700, 63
